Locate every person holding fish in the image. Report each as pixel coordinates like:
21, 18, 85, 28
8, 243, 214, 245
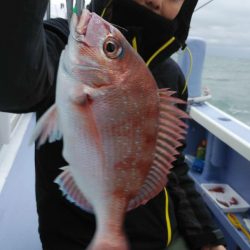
0, 0, 226, 249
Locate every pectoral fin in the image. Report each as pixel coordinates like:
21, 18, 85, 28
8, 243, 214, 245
69, 84, 88, 104
30, 104, 62, 147
69, 84, 113, 104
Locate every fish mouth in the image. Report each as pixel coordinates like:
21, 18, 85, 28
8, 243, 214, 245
75, 9, 92, 36
71, 9, 92, 42
69, 10, 101, 71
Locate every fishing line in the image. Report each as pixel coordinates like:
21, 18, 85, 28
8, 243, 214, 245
194, 0, 215, 12
112, 24, 128, 33
46, 1, 51, 19
66, 0, 74, 21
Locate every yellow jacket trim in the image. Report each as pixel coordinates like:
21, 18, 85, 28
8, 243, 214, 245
146, 37, 176, 67
132, 37, 138, 51
164, 187, 172, 246
181, 45, 193, 95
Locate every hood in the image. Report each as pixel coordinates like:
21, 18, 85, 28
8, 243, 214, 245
88, 0, 198, 68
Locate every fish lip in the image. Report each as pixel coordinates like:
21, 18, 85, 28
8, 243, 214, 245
71, 10, 92, 43
62, 61, 105, 88
77, 9, 92, 35
70, 64, 110, 89
63, 59, 101, 74
73, 63, 101, 72
63, 57, 102, 77
74, 57, 102, 72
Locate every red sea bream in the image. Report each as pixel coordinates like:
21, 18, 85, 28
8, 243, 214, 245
31, 9, 187, 250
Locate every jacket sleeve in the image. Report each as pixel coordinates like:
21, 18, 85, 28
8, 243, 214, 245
0, 0, 54, 113
152, 58, 225, 249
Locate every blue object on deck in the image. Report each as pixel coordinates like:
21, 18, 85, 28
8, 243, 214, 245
192, 158, 205, 173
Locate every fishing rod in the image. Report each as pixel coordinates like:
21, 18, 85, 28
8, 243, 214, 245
75, 0, 85, 14
194, 0, 215, 12
66, 0, 85, 19
45, 0, 51, 20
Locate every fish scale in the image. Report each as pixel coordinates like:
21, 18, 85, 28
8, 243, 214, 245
30, 9, 187, 250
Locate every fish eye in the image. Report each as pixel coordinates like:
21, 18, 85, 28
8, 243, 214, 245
103, 37, 123, 59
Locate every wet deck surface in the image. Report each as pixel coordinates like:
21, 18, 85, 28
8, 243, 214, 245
0, 118, 42, 250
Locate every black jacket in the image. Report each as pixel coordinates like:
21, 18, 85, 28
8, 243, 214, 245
0, 0, 225, 249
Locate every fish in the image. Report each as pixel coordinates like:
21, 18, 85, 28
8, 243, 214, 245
31, 9, 187, 250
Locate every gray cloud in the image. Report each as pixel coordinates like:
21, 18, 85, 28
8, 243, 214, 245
189, 0, 250, 58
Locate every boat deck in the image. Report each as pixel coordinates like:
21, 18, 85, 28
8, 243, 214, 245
0, 115, 42, 250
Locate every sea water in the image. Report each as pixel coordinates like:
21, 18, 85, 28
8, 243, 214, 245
202, 55, 250, 126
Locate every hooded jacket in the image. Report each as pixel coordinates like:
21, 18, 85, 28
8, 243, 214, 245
88, 0, 197, 68
0, 0, 225, 249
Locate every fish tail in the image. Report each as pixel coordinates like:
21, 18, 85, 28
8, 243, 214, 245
87, 232, 129, 250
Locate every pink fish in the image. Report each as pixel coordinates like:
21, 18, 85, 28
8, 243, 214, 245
31, 9, 187, 250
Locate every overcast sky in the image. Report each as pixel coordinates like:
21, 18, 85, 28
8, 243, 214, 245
53, 0, 250, 58
190, 0, 250, 58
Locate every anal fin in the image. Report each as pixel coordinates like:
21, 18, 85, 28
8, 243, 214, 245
54, 166, 93, 213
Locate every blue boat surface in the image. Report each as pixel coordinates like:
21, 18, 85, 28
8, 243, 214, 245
185, 102, 250, 250
179, 38, 250, 250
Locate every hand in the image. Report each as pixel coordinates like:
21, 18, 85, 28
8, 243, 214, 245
201, 245, 226, 250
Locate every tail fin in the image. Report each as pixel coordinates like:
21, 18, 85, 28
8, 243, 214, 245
87, 233, 129, 250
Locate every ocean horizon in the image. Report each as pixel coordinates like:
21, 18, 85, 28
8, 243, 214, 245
202, 55, 250, 127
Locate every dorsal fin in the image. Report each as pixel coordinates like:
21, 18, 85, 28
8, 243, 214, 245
127, 88, 188, 210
